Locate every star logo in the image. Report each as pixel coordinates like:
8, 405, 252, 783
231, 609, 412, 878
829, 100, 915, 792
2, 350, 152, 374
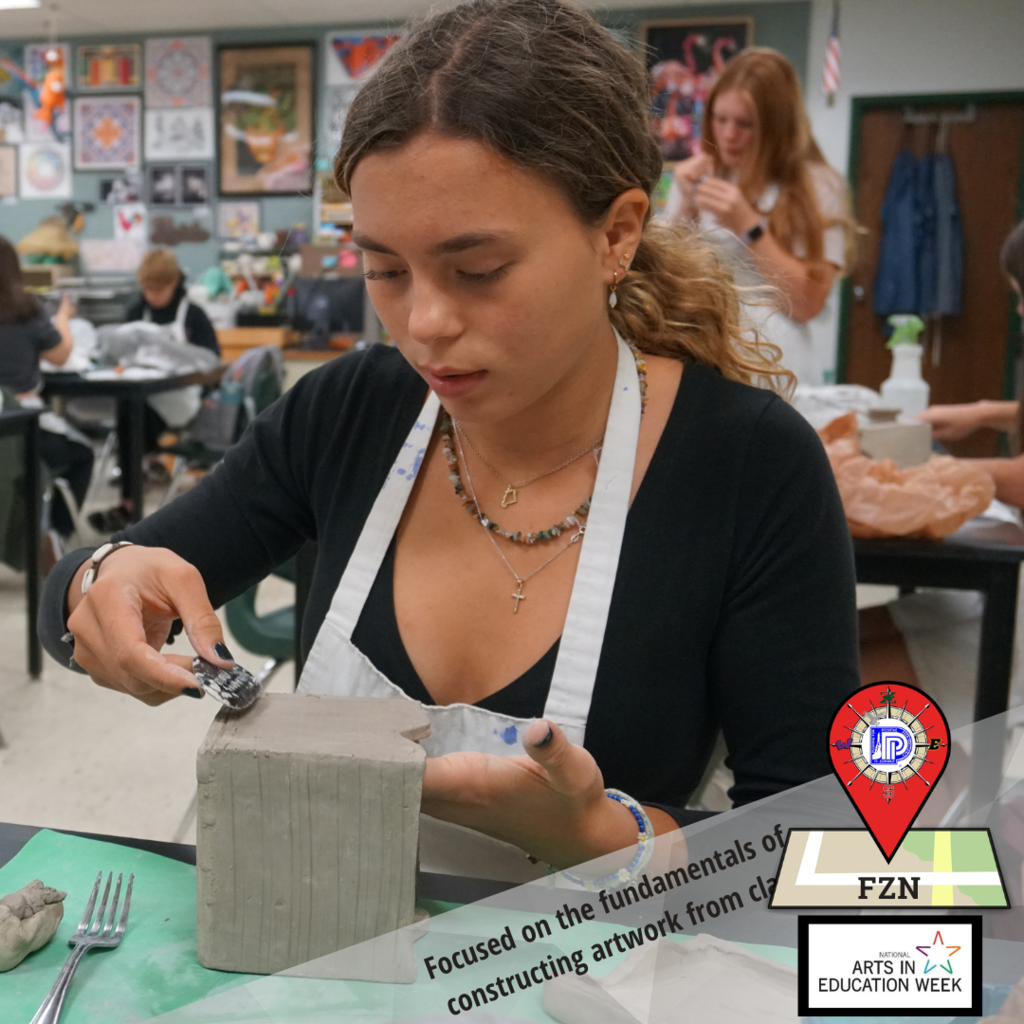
916, 930, 961, 975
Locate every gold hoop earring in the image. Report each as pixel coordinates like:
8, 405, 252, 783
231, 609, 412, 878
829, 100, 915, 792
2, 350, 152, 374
608, 269, 621, 308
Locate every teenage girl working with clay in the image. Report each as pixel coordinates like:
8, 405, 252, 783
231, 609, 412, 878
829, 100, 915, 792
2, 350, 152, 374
663, 48, 853, 386
41, 0, 859, 881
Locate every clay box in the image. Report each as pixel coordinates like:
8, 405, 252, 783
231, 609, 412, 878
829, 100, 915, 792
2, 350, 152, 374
196, 694, 430, 975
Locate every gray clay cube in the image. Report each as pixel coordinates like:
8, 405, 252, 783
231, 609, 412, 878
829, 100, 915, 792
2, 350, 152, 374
196, 694, 430, 976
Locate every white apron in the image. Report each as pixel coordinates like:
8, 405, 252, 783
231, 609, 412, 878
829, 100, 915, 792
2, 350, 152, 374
143, 298, 203, 428
297, 334, 642, 882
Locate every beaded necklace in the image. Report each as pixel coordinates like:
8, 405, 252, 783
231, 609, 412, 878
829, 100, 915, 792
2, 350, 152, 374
438, 344, 647, 546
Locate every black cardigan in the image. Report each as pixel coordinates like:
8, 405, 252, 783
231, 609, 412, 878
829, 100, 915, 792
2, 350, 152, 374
40, 345, 860, 824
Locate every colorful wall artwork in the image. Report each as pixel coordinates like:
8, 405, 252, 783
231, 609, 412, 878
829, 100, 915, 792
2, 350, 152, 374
642, 19, 751, 161
77, 43, 142, 91
73, 96, 141, 170
218, 44, 313, 195
0, 144, 16, 197
114, 201, 148, 242
144, 107, 214, 161
19, 140, 72, 199
323, 30, 402, 155
0, 44, 25, 99
217, 200, 259, 238
145, 37, 212, 108
324, 29, 402, 85
24, 43, 70, 84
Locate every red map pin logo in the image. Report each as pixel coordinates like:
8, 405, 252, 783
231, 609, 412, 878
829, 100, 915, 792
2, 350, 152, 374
829, 681, 950, 861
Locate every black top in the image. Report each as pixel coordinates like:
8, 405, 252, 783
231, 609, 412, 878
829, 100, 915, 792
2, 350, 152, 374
125, 281, 220, 356
40, 345, 860, 825
0, 314, 61, 393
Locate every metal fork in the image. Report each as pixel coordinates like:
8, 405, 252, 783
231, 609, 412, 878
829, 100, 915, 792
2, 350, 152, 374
30, 871, 134, 1024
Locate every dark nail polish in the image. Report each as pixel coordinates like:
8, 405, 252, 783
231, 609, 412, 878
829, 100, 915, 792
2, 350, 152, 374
535, 726, 554, 748
183, 687, 203, 699
214, 642, 234, 662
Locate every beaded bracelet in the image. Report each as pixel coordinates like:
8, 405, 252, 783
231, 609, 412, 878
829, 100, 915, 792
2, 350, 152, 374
561, 789, 654, 891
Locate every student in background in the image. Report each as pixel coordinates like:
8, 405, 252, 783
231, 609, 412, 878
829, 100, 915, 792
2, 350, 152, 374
662, 48, 854, 386
0, 235, 93, 538
89, 250, 221, 532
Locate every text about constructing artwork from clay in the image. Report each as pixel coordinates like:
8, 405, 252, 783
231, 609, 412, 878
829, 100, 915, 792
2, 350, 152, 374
427, 824, 785, 1015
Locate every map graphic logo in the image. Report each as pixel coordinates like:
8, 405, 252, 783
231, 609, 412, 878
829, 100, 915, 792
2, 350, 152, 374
829, 682, 950, 860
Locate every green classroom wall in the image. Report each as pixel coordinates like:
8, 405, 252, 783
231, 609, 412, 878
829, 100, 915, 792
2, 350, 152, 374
0, 2, 809, 284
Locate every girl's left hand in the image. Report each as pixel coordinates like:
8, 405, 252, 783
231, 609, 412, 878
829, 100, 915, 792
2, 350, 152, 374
421, 719, 641, 869
694, 178, 762, 237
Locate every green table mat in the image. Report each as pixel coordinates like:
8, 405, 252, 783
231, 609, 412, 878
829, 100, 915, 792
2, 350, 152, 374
0, 830, 257, 1023
0, 830, 799, 1023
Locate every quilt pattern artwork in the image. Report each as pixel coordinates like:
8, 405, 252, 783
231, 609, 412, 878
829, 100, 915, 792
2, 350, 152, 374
77, 43, 142, 91
73, 96, 140, 170
145, 37, 211, 108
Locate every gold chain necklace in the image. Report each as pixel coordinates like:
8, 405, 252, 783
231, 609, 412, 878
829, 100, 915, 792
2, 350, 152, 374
454, 424, 584, 613
438, 344, 648, 545
457, 424, 603, 509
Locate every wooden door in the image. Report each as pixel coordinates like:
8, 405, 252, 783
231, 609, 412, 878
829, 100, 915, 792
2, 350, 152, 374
842, 97, 1024, 457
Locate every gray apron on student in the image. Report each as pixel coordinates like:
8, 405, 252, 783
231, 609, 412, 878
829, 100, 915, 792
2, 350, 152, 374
297, 334, 642, 882
142, 298, 203, 428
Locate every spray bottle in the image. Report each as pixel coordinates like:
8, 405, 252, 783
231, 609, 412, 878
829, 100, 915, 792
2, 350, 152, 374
880, 314, 929, 418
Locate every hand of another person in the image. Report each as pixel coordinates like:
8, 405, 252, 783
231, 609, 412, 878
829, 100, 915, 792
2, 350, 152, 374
673, 151, 713, 191
55, 293, 75, 322
670, 153, 713, 219
694, 177, 762, 237
65, 545, 232, 706
421, 719, 643, 869
916, 402, 990, 442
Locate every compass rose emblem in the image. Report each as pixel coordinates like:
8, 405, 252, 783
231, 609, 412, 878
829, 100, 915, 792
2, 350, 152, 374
829, 681, 950, 860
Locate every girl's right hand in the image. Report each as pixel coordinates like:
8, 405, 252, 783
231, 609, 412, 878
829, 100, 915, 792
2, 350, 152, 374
673, 152, 713, 192
65, 545, 232, 706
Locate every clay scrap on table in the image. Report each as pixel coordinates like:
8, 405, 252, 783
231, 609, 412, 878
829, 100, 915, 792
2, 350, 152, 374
0, 880, 66, 972
196, 694, 430, 977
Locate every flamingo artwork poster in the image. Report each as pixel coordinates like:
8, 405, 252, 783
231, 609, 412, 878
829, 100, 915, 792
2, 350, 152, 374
641, 18, 751, 162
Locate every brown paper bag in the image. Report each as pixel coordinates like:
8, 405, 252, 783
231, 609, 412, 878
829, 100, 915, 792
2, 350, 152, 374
818, 413, 996, 539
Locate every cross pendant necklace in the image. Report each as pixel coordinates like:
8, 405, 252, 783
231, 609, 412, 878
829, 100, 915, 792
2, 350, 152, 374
511, 581, 526, 613
501, 485, 517, 509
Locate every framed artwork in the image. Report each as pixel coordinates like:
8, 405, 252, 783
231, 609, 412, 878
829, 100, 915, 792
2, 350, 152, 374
99, 174, 141, 203
19, 140, 72, 199
148, 163, 179, 206
73, 95, 140, 169
77, 43, 142, 91
0, 44, 25, 99
0, 144, 16, 197
0, 95, 24, 143
114, 201, 147, 243
180, 164, 210, 205
145, 36, 212, 108
641, 18, 751, 161
24, 43, 70, 84
144, 107, 214, 161
324, 29, 401, 86
217, 200, 259, 238
218, 43, 314, 196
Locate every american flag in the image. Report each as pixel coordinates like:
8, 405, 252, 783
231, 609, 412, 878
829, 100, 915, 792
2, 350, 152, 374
822, 0, 841, 106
